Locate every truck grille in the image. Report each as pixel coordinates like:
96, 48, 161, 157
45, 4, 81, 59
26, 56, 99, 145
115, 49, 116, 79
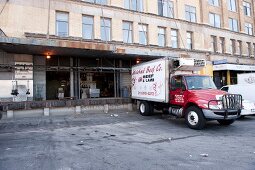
222, 94, 242, 110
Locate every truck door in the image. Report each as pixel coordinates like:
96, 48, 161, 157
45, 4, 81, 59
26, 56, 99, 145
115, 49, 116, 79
170, 75, 187, 106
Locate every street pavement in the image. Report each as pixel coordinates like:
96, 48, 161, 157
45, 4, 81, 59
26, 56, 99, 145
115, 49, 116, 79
0, 111, 254, 170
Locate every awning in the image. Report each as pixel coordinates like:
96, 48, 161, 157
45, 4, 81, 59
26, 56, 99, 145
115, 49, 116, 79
213, 64, 255, 71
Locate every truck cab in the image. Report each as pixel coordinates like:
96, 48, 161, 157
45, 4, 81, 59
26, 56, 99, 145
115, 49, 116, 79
169, 74, 242, 129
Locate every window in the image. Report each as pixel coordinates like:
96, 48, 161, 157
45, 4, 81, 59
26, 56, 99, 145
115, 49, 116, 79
158, 0, 174, 18
230, 39, 236, 55
209, 13, 221, 28
171, 76, 185, 90
243, 2, 251, 16
123, 21, 133, 43
185, 5, 196, 22
186, 31, 193, 50
158, 27, 166, 47
228, 0, 236, 12
101, 18, 111, 41
56, 12, 69, 37
245, 23, 253, 35
208, 0, 219, 6
247, 42, 251, 57
219, 37, 225, 53
124, 0, 143, 12
211, 35, 217, 52
82, 0, 107, 5
139, 24, 148, 45
237, 40, 242, 55
229, 18, 238, 32
171, 29, 178, 48
82, 15, 94, 39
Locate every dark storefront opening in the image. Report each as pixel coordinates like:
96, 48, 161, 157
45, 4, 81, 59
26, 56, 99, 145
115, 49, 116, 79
46, 71, 70, 100
80, 72, 114, 98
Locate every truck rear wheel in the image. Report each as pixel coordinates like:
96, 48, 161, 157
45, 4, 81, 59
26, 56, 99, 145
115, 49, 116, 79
139, 101, 152, 116
185, 106, 206, 130
217, 120, 235, 125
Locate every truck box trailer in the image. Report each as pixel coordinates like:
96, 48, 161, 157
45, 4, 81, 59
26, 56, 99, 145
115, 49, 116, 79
131, 57, 242, 129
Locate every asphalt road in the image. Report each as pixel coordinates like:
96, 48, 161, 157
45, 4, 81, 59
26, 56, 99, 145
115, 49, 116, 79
0, 111, 255, 170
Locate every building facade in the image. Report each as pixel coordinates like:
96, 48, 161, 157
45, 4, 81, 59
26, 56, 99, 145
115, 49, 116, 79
0, 0, 255, 101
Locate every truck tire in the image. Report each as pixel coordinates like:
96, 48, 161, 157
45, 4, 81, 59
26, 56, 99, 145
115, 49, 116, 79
185, 106, 206, 130
139, 101, 152, 116
217, 119, 235, 125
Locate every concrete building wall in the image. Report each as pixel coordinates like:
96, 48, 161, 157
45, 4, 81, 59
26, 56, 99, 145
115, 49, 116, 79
0, 0, 254, 64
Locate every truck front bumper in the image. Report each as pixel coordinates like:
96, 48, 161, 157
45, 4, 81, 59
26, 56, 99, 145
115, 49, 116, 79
202, 109, 241, 120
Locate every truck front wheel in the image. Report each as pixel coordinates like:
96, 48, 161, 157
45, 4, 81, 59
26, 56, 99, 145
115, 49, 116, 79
217, 120, 235, 125
139, 101, 152, 116
185, 106, 206, 130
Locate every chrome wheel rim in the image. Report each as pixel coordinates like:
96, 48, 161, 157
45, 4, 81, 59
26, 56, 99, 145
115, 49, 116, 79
140, 103, 145, 113
188, 111, 199, 126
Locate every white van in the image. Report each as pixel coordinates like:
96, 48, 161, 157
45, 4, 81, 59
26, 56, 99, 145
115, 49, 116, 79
221, 84, 255, 116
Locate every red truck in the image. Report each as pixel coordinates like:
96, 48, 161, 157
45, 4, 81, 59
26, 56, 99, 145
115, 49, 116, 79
131, 58, 242, 129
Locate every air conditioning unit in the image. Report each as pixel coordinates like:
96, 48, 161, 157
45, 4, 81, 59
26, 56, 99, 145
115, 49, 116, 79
173, 58, 206, 71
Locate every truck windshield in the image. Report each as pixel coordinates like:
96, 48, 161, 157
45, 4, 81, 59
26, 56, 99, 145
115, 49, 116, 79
185, 76, 217, 90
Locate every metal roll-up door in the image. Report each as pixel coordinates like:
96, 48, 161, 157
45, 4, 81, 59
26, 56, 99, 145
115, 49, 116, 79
120, 72, 131, 97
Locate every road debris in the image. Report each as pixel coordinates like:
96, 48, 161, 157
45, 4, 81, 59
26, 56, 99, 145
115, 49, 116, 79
113, 114, 119, 117
189, 155, 192, 157
200, 153, 209, 157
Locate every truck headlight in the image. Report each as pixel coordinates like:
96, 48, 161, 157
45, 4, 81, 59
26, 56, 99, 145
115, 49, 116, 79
204, 103, 223, 110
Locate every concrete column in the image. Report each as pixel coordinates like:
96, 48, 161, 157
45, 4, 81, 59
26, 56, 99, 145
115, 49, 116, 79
75, 106, 81, 114
227, 70, 231, 85
166, 27, 171, 47
94, 16, 101, 40
7, 110, 14, 118
70, 57, 74, 97
128, 103, 133, 111
44, 108, 50, 116
104, 104, 109, 113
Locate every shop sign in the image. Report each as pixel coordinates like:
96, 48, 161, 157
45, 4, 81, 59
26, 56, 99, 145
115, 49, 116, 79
212, 59, 227, 65
15, 62, 33, 80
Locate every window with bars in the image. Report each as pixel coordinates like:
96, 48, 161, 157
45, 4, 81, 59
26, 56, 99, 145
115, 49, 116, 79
158, 27, 166, 47
185, 5, 196, 22
124, 0, 143, 12
229, 18, 238, 32
139, 24, 148, 45
245, 23, 253, 35
158, 0, 174, 18
209, 13, 221, 28
228, 0, 237, 12
243, 1, 251, 16
186, 31, 193, 50
101, 18, 111, 41
82, 15, 94, 39
171, 29, 178, 48
123, 21, 133, 43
